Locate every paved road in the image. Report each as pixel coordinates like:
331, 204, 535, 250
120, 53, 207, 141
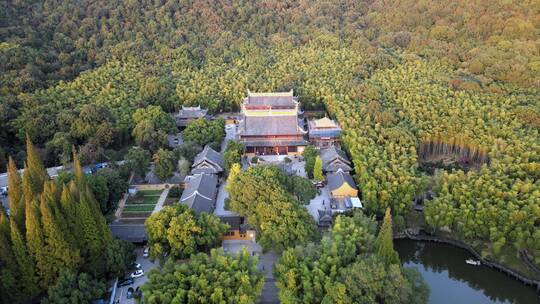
114, 247, 158, 304
221, 123, 237, 151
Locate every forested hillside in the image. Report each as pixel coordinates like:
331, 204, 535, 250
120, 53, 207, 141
1, 0, 539, 274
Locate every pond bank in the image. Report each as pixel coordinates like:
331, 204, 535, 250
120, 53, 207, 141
395, 230, 540, 295
395, 239, 540, 304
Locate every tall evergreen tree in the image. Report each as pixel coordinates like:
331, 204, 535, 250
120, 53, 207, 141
72, 148, 85, 186
7, 157, 25, 233
0, 207, 14, 266
40, 182, 81, 281
0, 208, 18, 302
59, 184, 83, 249
22, 136, 48, 199
10, 219, 38, 299
25, 201, 50, 289
313, 156, 324, 182
376, 208, 400, 265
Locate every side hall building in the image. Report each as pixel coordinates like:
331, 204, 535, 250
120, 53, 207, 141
238, 90, 307, 156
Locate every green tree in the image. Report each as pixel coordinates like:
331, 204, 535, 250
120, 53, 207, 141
96, 168, 128, 216
274, 211, 427, 304
145, 204, 228, 259
223, 141, 245, 172
182, 118, 225, 147
313, 155, 323, 182
227, 165, 317, 251
174, 142, 202, 163
87, 174, 109, 214
132, 106, 176, 152
43, 270, 105, 304
22, 136, 48, 200
125, 146, 151, 177
25, 201, 50, 289
302, 146, 318, 179
153, 148, 176, 182
142, 248, 264, 304
376, 208, 400, 265
10, 219, 38, 299
7, 157, 25, 233
39, 182, 81, 280
0, 208, 18, 303
105, 239, 136, 279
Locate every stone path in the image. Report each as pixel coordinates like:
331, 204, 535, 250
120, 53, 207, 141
258, 251, 280, 304
214, 181, 238, 217
114, 193, 130, 220
152, 188, 170, 214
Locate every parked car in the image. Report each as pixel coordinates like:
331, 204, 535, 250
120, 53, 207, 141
126, 287, 134, 299
130, 269, 144, 278
143, 247, 149, 258
0, 186, 8, 196
134, 286, 142, 298
133, 262, 142, 270
117, 278, 134, 287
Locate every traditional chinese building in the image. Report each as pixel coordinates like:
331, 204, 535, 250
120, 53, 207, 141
307, 117, 342, 148
191, 145, 224, 175
327, 171, 358, 199
238, 90, 307, 155
174, 105, 208, 128
320, 146, 352, 173
180, 173, 218, 214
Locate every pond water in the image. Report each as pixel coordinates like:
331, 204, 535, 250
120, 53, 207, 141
394, 239, 540, 304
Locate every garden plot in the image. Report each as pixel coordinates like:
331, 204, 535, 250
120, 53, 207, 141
121, 190, 162, 216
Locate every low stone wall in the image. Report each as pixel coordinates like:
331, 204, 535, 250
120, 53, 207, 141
396, 231, 540, 293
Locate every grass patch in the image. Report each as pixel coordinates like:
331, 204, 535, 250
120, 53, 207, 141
126, 190, 162, 205
143, 196, 159, 204
139, 190, 162, 196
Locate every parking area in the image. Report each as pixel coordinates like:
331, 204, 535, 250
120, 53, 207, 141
222, 239, 262, 256
113, 247, 158, 304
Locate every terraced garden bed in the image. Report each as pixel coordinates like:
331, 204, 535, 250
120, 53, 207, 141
126, 191, 161, 205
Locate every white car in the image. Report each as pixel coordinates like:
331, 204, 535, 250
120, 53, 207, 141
130, 269, 144, 278
143, 247, 149, 258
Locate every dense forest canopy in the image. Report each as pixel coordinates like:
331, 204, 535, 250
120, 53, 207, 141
1, 0, 539, 268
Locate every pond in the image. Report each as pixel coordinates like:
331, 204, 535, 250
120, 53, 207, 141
395, 239, 540, 304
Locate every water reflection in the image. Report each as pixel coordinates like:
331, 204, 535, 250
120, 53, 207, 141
395, 240, 540, 304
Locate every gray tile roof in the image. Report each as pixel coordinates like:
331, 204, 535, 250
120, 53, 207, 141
320, 147, 352, 172
109, 224, 147, 243
327, 171, 357, 192
192, 145, 224, 174
167, 133, 183, 148
240, 115, 304, 136
246, 91, 297, 107
180, 173, 218, 214
176, 106, 208, 119
318, 209, 333, 227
